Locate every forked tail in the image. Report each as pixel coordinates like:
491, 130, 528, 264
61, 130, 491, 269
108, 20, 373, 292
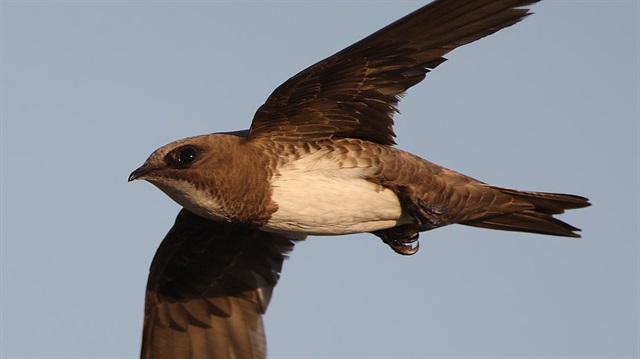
461, 186, 591, 237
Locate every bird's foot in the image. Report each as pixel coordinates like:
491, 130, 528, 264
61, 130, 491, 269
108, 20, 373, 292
386, 237, 420, 255
372, 226, 421, 256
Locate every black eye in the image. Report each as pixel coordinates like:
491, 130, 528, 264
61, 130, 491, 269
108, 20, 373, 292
176, 146, 198, 166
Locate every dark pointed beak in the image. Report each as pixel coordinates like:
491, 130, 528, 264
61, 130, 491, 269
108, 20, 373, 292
128, 163, 152, 182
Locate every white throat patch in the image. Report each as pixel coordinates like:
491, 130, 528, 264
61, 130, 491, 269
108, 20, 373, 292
149, 178, 229, 222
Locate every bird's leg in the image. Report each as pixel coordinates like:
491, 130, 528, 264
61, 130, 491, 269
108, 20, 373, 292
372, 225, 420, 255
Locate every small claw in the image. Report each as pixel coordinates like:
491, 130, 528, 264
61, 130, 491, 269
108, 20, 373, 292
388, 240, 420, 256
372, 226, 422, 255
392, 232, 419, 244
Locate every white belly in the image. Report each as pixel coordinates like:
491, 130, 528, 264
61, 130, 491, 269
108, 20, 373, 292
265, 166, 407, 235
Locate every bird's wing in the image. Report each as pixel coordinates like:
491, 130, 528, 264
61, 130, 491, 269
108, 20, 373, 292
141, 209, 299, 359
247, 0, 539, 145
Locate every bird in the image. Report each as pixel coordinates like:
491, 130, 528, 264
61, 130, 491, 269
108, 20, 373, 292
130, 0, 591, 357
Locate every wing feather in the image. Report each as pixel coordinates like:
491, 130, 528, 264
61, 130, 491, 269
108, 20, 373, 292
141, 209, 299, 359
248, 0, 540, 145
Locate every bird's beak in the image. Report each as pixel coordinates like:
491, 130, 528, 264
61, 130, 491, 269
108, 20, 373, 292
128, 163, 153, 182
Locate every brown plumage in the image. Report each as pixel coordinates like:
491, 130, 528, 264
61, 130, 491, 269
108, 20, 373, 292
141, 209, 298, 359
249, 0, 542, 145
363, 143, 588, 239
130, 0, 591, 357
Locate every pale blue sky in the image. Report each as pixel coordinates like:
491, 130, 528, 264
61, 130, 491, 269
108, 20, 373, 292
1, 1, 638, 358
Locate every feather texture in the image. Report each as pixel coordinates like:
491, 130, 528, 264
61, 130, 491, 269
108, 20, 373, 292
248, 0, 540, 145
141, 209, 299, 359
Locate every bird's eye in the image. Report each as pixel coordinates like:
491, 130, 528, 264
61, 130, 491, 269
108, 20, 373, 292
176, 146, 198, 166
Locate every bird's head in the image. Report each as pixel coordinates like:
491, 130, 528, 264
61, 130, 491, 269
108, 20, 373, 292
129, 133, 245, 222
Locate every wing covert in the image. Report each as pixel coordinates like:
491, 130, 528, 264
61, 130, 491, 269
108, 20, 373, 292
248, 0, 539, 145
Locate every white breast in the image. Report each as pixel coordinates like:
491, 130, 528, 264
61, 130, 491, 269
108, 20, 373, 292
264, 152, 408, 235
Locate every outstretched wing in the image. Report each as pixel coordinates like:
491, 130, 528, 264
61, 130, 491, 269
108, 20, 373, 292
141, 209, 299, 359
247, 0, 539, 145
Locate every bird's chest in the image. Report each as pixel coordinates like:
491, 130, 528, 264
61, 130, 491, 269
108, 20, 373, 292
264, 155, 406, 235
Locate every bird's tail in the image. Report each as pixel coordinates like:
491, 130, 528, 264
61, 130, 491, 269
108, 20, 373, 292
461, 186, 591, 237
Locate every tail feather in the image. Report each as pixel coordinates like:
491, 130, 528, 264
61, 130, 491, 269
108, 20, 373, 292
491, 186, 591, 214
463, 210, 582, 237
461, 186, 590, 237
